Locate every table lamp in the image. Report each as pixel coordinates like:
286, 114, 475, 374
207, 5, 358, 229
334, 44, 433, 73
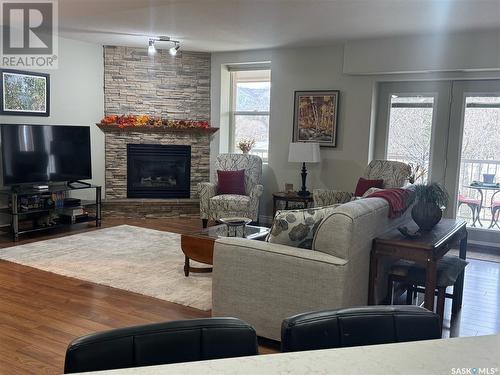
288, 142, 321, 197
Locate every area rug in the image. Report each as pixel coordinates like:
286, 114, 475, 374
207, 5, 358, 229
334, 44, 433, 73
0, 225, 212, 311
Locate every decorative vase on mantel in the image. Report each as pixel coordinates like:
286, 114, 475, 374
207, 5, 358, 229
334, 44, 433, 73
409, 183, 449, 232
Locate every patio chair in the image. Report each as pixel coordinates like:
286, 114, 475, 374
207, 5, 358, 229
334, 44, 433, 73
490, 201, 500, 229
458, 194, 481, 227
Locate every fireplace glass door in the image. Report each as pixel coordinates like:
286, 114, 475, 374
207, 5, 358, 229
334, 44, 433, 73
127, 144, 191, 198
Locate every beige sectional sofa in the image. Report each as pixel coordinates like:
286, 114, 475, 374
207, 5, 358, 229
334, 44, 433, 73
212, 196, 411, 341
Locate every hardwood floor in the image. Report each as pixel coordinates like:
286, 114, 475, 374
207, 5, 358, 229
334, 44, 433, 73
0, 219, 210, 375
0, 218, 498, 374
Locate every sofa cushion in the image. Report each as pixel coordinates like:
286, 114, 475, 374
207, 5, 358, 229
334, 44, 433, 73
210, 195, 251, 218
217, 170, 246, 195
267, 205, 339, 249
355, 178, 384, 197
313, 198, 392, 259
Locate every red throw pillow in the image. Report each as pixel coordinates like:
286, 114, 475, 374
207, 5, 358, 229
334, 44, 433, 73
354, 177, 384, 197
217, 169, 247, 195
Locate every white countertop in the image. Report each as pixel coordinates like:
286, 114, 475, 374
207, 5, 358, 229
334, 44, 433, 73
76, 334, 500, 375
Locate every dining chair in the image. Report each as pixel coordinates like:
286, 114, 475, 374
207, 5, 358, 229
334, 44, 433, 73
281, 306, 441, 353
64, 318, 258, 373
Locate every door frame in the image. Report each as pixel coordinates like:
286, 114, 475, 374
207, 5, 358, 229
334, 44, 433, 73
374, 81, 452, 184
445, 80, 500, 244
375, 79, 500, 246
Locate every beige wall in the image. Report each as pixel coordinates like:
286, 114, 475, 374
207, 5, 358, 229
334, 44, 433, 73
211, 44, 375, 221
344, 30, 500, 74
211, 33, 500, 227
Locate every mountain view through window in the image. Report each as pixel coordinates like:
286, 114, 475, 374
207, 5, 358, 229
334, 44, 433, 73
231, 70, 271, 161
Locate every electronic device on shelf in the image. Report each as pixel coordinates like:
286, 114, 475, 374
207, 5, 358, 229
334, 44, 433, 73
33, 185, 49, 190
63, 198, 82, 207
0, 124, 92, 186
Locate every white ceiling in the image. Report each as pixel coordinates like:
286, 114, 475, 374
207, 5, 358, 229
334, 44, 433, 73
57, 0, 500, 52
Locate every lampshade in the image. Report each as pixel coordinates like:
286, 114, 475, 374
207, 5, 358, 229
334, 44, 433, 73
288, 142, 321, 163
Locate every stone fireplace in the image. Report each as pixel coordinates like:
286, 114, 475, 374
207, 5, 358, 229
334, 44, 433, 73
98, 125, 218, 218
127, 144, 191, 199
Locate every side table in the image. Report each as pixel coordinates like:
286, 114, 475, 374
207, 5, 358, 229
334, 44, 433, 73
272, 192, 314, 217
368, 219, 467, 313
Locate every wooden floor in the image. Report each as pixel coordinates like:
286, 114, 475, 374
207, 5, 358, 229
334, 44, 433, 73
0, 218, 499, 374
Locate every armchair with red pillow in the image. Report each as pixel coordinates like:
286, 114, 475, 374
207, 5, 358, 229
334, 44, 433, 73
198, 154, 263, 228
313, 160, 411, 207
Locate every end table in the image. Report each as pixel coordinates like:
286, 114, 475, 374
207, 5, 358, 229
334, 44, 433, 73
272, 192, 314, 217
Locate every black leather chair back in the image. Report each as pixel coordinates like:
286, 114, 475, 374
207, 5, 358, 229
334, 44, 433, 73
64, 317, 258, 373
281, 306, 441, 352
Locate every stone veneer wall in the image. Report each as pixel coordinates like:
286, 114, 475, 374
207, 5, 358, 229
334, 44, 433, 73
103, 130, 211, 200
104, 46, 210, 120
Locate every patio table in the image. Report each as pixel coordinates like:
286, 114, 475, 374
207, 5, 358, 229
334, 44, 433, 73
465, 184, 500, 228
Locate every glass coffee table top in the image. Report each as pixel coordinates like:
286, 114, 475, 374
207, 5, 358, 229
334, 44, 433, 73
193, 224, 270, 240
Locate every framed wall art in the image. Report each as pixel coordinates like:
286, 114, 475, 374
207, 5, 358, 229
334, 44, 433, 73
0, 69, 50, 116
292, 90, 339, 147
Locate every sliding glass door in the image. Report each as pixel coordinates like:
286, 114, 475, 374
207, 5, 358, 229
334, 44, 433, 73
376, 79, 500, 243
446, 81, 500, 240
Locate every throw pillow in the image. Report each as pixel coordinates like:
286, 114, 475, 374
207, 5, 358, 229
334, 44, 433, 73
354, 177, 384, 197
267, 205, 339, 249
217, 169, 246, 195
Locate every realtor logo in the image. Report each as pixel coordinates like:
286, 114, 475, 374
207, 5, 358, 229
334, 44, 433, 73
1, 0, 58, 68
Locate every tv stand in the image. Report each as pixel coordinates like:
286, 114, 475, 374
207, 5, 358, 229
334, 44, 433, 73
0, 184, 102, 242
67, 180, 92, 189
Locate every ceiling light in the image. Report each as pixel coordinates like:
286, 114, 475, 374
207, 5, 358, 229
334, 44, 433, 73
169, 43, 180, 56
147, 36, 180, 56
148, 39, 156, 55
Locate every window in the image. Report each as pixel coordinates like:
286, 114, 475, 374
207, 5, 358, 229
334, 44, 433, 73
386, 95, 435, 182
230, 69, 271, 161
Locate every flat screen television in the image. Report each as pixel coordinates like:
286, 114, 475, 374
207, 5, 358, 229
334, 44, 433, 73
1, 124, 92, 186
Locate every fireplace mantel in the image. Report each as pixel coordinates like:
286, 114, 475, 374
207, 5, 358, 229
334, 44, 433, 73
97, 124, 219, 135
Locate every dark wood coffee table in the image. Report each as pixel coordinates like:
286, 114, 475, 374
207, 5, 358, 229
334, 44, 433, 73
181, 224, 269, 276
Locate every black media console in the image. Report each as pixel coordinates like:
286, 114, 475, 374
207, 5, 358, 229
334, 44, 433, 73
0, 184, 102, 241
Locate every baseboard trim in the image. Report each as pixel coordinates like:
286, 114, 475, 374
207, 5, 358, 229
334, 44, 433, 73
468, 239, 500, 250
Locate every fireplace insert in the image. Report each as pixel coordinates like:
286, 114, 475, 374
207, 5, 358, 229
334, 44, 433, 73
127, 144, 191, 198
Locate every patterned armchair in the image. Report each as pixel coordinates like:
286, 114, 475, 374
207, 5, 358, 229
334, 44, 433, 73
313, 160, 411, 207
198, 154, 263, 227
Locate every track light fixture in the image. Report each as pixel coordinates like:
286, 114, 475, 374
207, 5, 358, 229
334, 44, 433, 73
147, 36, 181, 56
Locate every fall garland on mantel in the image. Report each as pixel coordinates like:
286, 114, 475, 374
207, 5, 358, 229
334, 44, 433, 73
99, 115, 210, 129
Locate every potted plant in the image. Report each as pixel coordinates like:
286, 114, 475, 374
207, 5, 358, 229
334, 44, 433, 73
238, 139, 256, 154
409, 183, 449, 231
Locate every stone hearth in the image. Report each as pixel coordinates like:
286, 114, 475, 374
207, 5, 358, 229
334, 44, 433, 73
99, 125, 218, 218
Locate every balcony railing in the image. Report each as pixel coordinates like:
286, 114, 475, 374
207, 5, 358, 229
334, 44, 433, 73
458, 159, 500, 230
